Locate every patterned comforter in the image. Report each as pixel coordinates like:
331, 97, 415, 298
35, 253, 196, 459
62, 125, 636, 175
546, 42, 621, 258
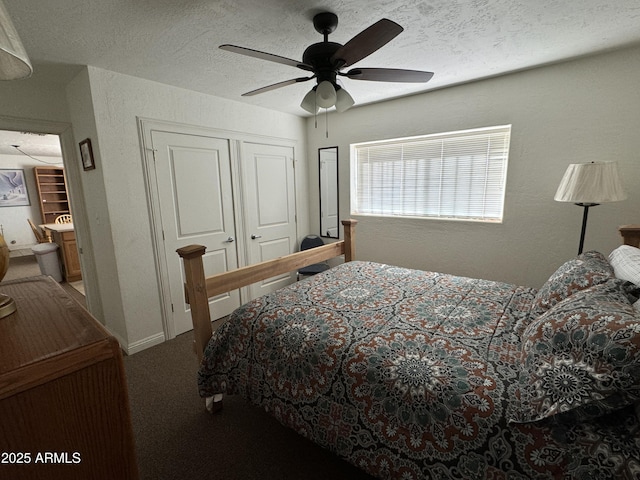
198, 261, 640, 479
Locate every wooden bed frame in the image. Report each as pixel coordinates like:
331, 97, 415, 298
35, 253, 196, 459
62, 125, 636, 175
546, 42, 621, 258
177, 221, 638, 363
620, 224, 640, 248
177, 219, 358, 362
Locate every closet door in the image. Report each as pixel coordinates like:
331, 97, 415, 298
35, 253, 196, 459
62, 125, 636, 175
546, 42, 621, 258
241, 142, 297, 300
152, 131, 240, 337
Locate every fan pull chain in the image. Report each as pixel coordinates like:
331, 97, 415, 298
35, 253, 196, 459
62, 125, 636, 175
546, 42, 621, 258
325, 108, 329, 138
314, 96, 318, 129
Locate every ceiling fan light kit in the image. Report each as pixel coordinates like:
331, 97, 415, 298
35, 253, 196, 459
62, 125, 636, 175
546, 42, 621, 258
220, 11, 433, 120
300, 88, 319, 114
335, 87, 355, 112
315, 80, 337, 108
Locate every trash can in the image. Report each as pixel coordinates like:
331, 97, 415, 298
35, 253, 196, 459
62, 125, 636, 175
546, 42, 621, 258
32, 243, 63, 282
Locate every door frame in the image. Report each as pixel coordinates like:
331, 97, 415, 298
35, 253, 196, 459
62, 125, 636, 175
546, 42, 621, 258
138, 117, 299, 340
0, 115, 98, 313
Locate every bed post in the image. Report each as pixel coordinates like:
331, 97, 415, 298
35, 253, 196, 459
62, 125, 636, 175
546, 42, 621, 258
619, 225, 640, 248
176, 245, 211, 363
342, 219, 358, 262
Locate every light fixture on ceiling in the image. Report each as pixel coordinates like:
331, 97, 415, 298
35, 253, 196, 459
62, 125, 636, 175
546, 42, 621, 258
554, 161, 627, 254
0, 0, 32, 80
300, 81, 355, 114
300, 81, 356, 137
300, 88, 319, 114
315, 80, 337, 108
222, 11, 434, 135
335, 86, 354, 112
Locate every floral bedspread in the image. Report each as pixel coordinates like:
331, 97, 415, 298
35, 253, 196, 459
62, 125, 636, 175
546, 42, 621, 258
198, 261, 640, 479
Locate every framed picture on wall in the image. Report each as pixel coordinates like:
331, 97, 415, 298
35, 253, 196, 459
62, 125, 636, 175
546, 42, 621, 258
79, 138, 96, 171
0, 169, 30, 207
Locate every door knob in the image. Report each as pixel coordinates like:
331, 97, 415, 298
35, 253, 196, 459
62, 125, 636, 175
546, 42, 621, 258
225, 236, 235, 243
251, 234, 262, 240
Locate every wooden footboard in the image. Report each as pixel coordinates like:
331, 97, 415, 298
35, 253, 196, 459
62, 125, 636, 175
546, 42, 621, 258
177, 219, 358, 362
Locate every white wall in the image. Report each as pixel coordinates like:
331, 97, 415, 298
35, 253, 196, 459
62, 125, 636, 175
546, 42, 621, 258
65, 67, 113, 340
66, 67, 308, 352
0, 72, 72, 249
306, 45, 640, 288
0, 153, 62, 249
0, 67, 73, 123
3, 44, 637, 353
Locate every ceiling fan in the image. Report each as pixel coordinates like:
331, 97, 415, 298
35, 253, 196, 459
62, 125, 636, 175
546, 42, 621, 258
220, 12, 434, 114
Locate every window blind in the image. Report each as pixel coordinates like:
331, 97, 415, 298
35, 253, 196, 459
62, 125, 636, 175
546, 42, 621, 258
351, 125, 511, 222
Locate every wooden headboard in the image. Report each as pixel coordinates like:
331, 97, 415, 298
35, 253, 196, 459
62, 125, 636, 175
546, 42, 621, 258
619, 225, 640, 248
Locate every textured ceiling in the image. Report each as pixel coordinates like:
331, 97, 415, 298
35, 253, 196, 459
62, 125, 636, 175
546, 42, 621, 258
0, 130, 61, 157
3, 0, 640, 120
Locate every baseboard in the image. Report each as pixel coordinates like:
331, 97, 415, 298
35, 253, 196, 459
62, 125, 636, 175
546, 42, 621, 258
88, 323, 166, 356
125, 332, 166, 355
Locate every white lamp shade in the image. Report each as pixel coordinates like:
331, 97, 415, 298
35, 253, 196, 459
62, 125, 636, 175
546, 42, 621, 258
554, 161, 627, 204
300, 89, 319, 114
316, 80, 336, 108
0, 0, 32, 80
335, 88, 355, 112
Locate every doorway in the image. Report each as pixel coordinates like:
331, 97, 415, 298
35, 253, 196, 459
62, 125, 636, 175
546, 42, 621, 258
0, 119, 91, 310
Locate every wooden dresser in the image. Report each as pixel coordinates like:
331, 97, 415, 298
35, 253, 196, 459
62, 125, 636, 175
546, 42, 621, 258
0, 277, 138, 479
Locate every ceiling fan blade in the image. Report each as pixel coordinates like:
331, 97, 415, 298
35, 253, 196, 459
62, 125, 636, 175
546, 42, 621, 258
242, 76, 314, 96
220, 44, 313, 72
344, 68, 434, 83
331, 19, 404, 68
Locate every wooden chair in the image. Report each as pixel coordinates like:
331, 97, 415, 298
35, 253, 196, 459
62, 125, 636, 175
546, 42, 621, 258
27, 219, 50, 243
54, 214, 73, 224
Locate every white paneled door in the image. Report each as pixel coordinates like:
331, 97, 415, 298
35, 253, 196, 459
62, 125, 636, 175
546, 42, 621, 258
152, 131, 240, 336
242, 142, 297, 300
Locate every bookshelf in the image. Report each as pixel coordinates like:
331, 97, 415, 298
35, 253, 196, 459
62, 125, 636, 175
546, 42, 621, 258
33, 166, 71, 224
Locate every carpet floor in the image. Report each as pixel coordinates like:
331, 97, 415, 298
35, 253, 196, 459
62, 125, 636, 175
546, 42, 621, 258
2, 254, 86, 306
123, 330, 376, 480
4, 254, 41, 281
5, 253, 376, 478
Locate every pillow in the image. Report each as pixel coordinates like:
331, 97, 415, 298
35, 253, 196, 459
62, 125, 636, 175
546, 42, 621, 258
530, 251, 614, 318
609, 245, 640, 312
514, 278, 640, 424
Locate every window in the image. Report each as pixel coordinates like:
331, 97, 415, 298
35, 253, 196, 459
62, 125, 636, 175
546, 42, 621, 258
351, 125, 511, 223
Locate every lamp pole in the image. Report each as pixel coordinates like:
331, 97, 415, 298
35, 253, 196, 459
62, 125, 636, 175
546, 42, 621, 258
576, 202, 598, 255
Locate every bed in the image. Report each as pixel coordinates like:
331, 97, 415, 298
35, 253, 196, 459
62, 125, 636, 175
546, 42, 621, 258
178, 222, 640, 479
